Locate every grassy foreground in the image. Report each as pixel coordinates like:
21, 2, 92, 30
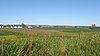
0, 29, 100, 56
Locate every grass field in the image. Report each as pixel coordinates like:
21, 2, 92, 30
0, 28, 100, 56
37, 27, 100, 32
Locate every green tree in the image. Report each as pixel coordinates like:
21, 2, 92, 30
6, 24, 10, 28
11, 25, 14, 28
21, 23, 26, 28
92, 24, 96, 29
89, 24, 96, 29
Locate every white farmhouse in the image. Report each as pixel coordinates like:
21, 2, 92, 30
0, 26, 4, 28
0, 26, 1, 28
0, 24, 33, 28
13, 25, 23, 28
27, 25, 33, 28
0, 25, 4, 28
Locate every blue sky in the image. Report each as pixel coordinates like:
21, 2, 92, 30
0, 0, 100, 26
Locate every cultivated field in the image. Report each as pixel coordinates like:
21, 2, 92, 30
0, 28, 100, 56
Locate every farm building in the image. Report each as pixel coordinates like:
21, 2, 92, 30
12, 25, 23, 28
27, 25, 33, 28
0, 26, 4, 28
0, 24, 33, 28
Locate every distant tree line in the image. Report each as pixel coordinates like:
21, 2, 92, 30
89, 24, 96, 29
89, 24, 100, 29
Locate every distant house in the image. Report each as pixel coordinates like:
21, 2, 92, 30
0, 25, 4, 28
13, 25, 23, 28
0, 25, 23, 28
0, 24, 33, 29
27, 25, 33, 28
0, 26, 1, 28
0, 26, 3, 28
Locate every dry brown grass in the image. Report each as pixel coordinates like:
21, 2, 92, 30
0, 28, 59, 35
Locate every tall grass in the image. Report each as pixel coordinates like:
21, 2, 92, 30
0, 34, 100, 56
0, 29, 100, 56
0, 30, 23, 36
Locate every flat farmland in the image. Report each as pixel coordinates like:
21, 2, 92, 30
0, 28, 100, 38
0, 28, 100, 56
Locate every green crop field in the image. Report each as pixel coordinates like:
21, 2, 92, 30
37, 27, 100, 32
0, 28, 100, 56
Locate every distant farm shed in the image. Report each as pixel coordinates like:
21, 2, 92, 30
27, 25, 33, 28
